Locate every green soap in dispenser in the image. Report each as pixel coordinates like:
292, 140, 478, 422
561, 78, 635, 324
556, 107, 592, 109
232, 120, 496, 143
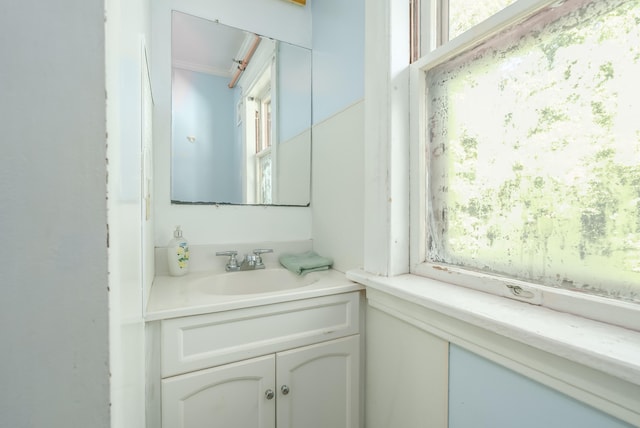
168, 226, 190, 276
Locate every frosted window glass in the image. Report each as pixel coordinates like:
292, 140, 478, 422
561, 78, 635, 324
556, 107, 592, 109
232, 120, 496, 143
427, 0, 640, 302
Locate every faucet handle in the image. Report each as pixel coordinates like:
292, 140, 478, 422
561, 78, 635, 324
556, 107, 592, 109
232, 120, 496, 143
216, 250, 239, 271
252, 249, 273, 267
253, 248, 273, 255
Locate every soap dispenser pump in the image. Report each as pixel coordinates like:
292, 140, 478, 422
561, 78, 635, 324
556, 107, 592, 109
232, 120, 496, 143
167, 226, 190, 276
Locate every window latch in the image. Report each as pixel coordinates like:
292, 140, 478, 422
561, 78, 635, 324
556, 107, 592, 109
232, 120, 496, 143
506, 284, 536, 299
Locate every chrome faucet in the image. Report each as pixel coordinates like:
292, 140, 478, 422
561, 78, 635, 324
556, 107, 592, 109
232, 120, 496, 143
215, 250, 240, 271
216, 249, 273, 272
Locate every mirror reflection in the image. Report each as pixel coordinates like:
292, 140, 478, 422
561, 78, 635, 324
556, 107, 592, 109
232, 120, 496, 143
171, 11, 312, 206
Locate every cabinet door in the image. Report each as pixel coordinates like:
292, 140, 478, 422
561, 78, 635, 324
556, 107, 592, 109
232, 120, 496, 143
276, 335, 360, 428
162, 354, 276, 428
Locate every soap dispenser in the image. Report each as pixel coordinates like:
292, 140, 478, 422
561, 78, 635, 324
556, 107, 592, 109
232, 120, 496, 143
167, 226, 190, 276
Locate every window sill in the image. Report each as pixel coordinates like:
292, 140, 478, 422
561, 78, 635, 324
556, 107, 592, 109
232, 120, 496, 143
347, 268, 640, 425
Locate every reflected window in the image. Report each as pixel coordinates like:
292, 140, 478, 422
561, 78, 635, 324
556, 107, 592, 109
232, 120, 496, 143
249, 70, 273, 204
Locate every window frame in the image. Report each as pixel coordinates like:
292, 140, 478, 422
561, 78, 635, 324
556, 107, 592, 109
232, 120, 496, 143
409, 0, 640, 331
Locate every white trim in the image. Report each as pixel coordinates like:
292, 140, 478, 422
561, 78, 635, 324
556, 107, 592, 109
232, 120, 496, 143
414, 262, 640, 332
347, 269, 640, 427
364, 0, 392, 275
408, 58, 427, 271
387, 0, 411, 277
364, 0, 411, 276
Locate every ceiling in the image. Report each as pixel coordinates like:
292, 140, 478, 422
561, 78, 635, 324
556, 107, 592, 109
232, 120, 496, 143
171, 11, 253, 78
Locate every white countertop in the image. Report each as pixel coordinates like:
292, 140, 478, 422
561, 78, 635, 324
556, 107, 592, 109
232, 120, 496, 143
146, 267, 363, 321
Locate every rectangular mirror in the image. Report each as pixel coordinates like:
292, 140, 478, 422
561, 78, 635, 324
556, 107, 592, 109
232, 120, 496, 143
171, 11, 311, 206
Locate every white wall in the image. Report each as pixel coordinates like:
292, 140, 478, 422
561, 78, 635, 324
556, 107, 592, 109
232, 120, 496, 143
366, 307, 449, 428
0, 1, 110, 426
310, 0, 365, 272
277, 130, 311, 205
105, 0, 151, 427
151, 0, 313, 247
311, 102, 365, 272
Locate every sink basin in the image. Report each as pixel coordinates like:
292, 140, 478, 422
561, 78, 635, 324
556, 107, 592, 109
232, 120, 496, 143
193, 268, 322, 295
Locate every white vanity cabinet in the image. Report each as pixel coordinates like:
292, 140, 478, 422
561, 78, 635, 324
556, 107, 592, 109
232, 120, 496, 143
157, 292, 362, 428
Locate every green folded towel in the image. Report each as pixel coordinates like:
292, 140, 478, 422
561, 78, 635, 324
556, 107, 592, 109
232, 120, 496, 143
279, 251, 333, 275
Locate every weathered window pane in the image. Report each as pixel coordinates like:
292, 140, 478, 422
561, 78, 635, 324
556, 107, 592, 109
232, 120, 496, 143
427, 0, 640, 303
449, 0, 517, 40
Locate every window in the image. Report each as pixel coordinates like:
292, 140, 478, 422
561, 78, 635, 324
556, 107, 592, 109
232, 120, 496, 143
413, 0, 640, 323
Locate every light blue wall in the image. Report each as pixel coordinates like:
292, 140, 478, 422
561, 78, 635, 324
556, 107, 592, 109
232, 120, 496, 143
171, 68, 242, 203
449, 345, 632, 428
311, 0, 365, 125
277, 42, 312, 142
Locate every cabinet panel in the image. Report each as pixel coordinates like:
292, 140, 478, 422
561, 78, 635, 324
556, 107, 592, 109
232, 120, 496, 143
276, 335, 360, 428
162, 354, 276, 428
162, 293, 359, 377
